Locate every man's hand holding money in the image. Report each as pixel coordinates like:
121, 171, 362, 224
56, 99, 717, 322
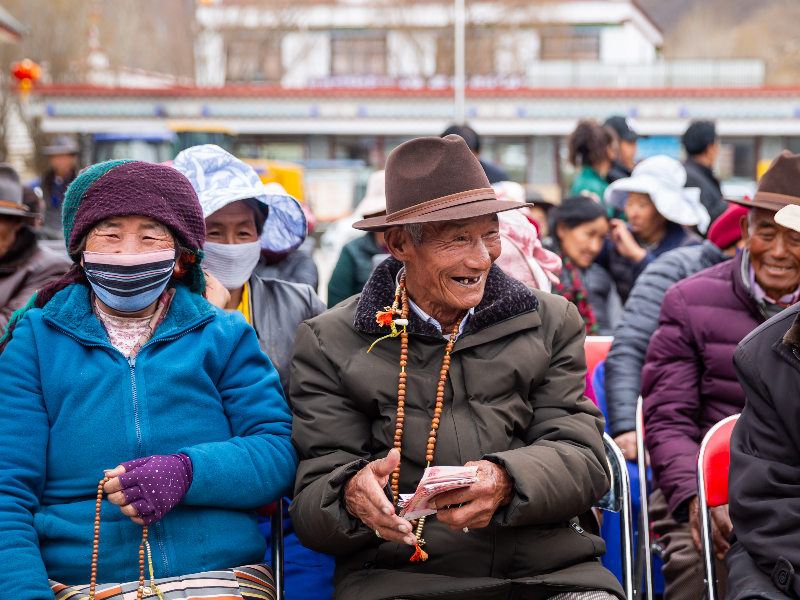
430, 461, 514, 530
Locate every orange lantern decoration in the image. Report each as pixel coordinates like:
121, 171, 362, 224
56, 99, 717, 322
11, 59, 42, 100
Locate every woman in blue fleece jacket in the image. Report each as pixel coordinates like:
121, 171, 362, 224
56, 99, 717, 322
0, 160, 297, 600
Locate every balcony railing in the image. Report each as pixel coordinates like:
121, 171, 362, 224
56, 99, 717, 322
525, 59, 765, 89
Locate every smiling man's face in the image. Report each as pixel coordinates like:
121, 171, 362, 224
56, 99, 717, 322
385, 214, 501, 328
744, 207, 800, 300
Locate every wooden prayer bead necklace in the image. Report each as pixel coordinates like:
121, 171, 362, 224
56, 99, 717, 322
384, 272, 464, 562
89, 476, 155, 600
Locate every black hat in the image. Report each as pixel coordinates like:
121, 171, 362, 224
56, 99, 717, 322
604, 116, 641, 142
682, 121, 717, 156
0, 164, 40, 219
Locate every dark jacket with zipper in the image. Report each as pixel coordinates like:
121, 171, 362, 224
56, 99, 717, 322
246, 273, 325, 403
289, 257, 623, 600
641, 251, 764, 517
725, 303, 800, 600
605, 240, 731, 437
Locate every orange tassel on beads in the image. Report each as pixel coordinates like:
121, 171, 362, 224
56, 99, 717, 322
410, 543, 428, 562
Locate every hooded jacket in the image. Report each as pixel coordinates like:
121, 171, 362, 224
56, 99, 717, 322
0, 283, 297, 600
725, 303, 800, 600
289, 257, 623, 600
605, 240, 730, 437
641, 251, 762, 516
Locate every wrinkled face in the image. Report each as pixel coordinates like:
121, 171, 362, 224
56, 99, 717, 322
557, 216, 609, 270
205, 201, 259, 245
0, 216, 22, 260
744, 208, 800, 298
387, 214, 501, 313
84, 215, 175, 254
625, 191, 667, 241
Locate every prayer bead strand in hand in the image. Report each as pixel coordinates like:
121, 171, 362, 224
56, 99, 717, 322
388, 271, 464, 561
89, 476, 149, 600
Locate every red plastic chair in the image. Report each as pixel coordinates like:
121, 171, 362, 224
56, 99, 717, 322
585, 336, 613, 378
697, 414, 740, 600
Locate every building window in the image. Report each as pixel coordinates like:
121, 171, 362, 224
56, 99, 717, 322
435, 29, 495, 76
540, 26, 600, 60
331, 31, 387, 76
226, 31, 282, 83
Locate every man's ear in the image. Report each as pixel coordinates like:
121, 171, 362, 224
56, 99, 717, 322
384, 227, 414, 263
740, 214, 750, 247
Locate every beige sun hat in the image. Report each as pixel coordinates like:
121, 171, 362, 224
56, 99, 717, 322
775, 204, 800, 233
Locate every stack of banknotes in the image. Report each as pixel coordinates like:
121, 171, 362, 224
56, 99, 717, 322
398, 465, 479, 520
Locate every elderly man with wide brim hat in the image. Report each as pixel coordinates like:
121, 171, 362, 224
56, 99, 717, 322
289, 135, 623, 600
723, 199, 800, 600
639, 150, 800, 600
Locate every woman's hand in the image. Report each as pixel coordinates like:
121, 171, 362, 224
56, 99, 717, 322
430, 460, 514, 530
204, 271, 231, 308
610, 219, 647, 263
103, 454, 193, 526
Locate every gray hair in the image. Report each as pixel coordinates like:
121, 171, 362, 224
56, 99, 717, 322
747, 208, 756, 232
403, 223, 424, 245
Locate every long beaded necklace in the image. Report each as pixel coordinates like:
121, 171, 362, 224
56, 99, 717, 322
89, 476, 162, 600
375, 272, 464, 562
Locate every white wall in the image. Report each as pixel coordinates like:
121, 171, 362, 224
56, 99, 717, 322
387, 30, 436, 79
495, 29, 539, 76
600, 23, 657, 65
281, 31, 331, 88
195, 28, 226, 87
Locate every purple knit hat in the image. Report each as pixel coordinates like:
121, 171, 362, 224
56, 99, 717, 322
67, 161, 206, 257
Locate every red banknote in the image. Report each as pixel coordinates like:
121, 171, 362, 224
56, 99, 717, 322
397, 465, 479, 520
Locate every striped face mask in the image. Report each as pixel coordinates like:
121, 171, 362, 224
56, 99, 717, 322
83, 249, 176, 313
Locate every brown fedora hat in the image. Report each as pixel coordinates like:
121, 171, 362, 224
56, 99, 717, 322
730, 150, 800, 211
353, 135, 521, 232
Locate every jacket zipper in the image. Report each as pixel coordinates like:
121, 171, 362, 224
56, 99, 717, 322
47, 314, 213, 580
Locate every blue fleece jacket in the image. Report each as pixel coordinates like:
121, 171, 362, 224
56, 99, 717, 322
0, 283, 298, 600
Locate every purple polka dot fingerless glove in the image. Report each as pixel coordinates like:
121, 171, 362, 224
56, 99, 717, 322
118, 454, 193, 525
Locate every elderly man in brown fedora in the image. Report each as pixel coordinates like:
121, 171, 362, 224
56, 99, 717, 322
289, 135, 623, 600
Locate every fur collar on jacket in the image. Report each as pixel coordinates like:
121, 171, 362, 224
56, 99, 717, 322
783, 311, 800, 348
354, 256, 539, 338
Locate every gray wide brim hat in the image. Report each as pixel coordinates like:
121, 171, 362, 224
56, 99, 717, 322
0, 163, 40, 219
42, 134, 79, 155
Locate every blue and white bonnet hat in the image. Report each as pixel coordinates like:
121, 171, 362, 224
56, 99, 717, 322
172, 144, 307, 253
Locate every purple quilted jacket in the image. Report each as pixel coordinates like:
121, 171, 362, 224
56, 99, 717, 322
641, 251, 764, 516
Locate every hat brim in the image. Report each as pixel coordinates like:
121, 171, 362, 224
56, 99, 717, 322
353, 199, 523, 232
42, 146, 79, 155
726, 194, 794, 212
775, 205, 800, 233
0, 206, 40, 219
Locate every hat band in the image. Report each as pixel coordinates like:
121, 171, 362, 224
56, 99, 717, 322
0, 200, 28, 212
752, 191, 800, 206
386, 188, 497, 223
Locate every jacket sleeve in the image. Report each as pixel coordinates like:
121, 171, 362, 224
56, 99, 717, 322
0, 315, 54, 600
326, 248, 358, 308
181, 315, 298, 509
482, 301, 611, 527
641, 285, 702, 517
606, 254, 686, 437
729, 341, 800, 598
288, 321, 391, 556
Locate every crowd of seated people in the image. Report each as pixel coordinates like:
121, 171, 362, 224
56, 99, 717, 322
3, 121, 800, 600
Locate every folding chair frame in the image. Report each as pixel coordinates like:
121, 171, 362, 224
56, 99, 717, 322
601, 432, 635, 600
635, 396, 653, 600
271, 499, 285, 598
697, 414, 740, 600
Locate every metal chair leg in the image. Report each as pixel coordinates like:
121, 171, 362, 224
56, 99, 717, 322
271, 498, 284, 599
636, 398, 653, 600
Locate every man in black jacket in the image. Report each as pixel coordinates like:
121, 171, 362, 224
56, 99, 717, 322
604, 116, 640, 183
683, 121, 727, 224
726, 202, 800, 600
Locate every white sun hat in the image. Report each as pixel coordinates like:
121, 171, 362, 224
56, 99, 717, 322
173, 144, 307, 253
604, 155, 711, 234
